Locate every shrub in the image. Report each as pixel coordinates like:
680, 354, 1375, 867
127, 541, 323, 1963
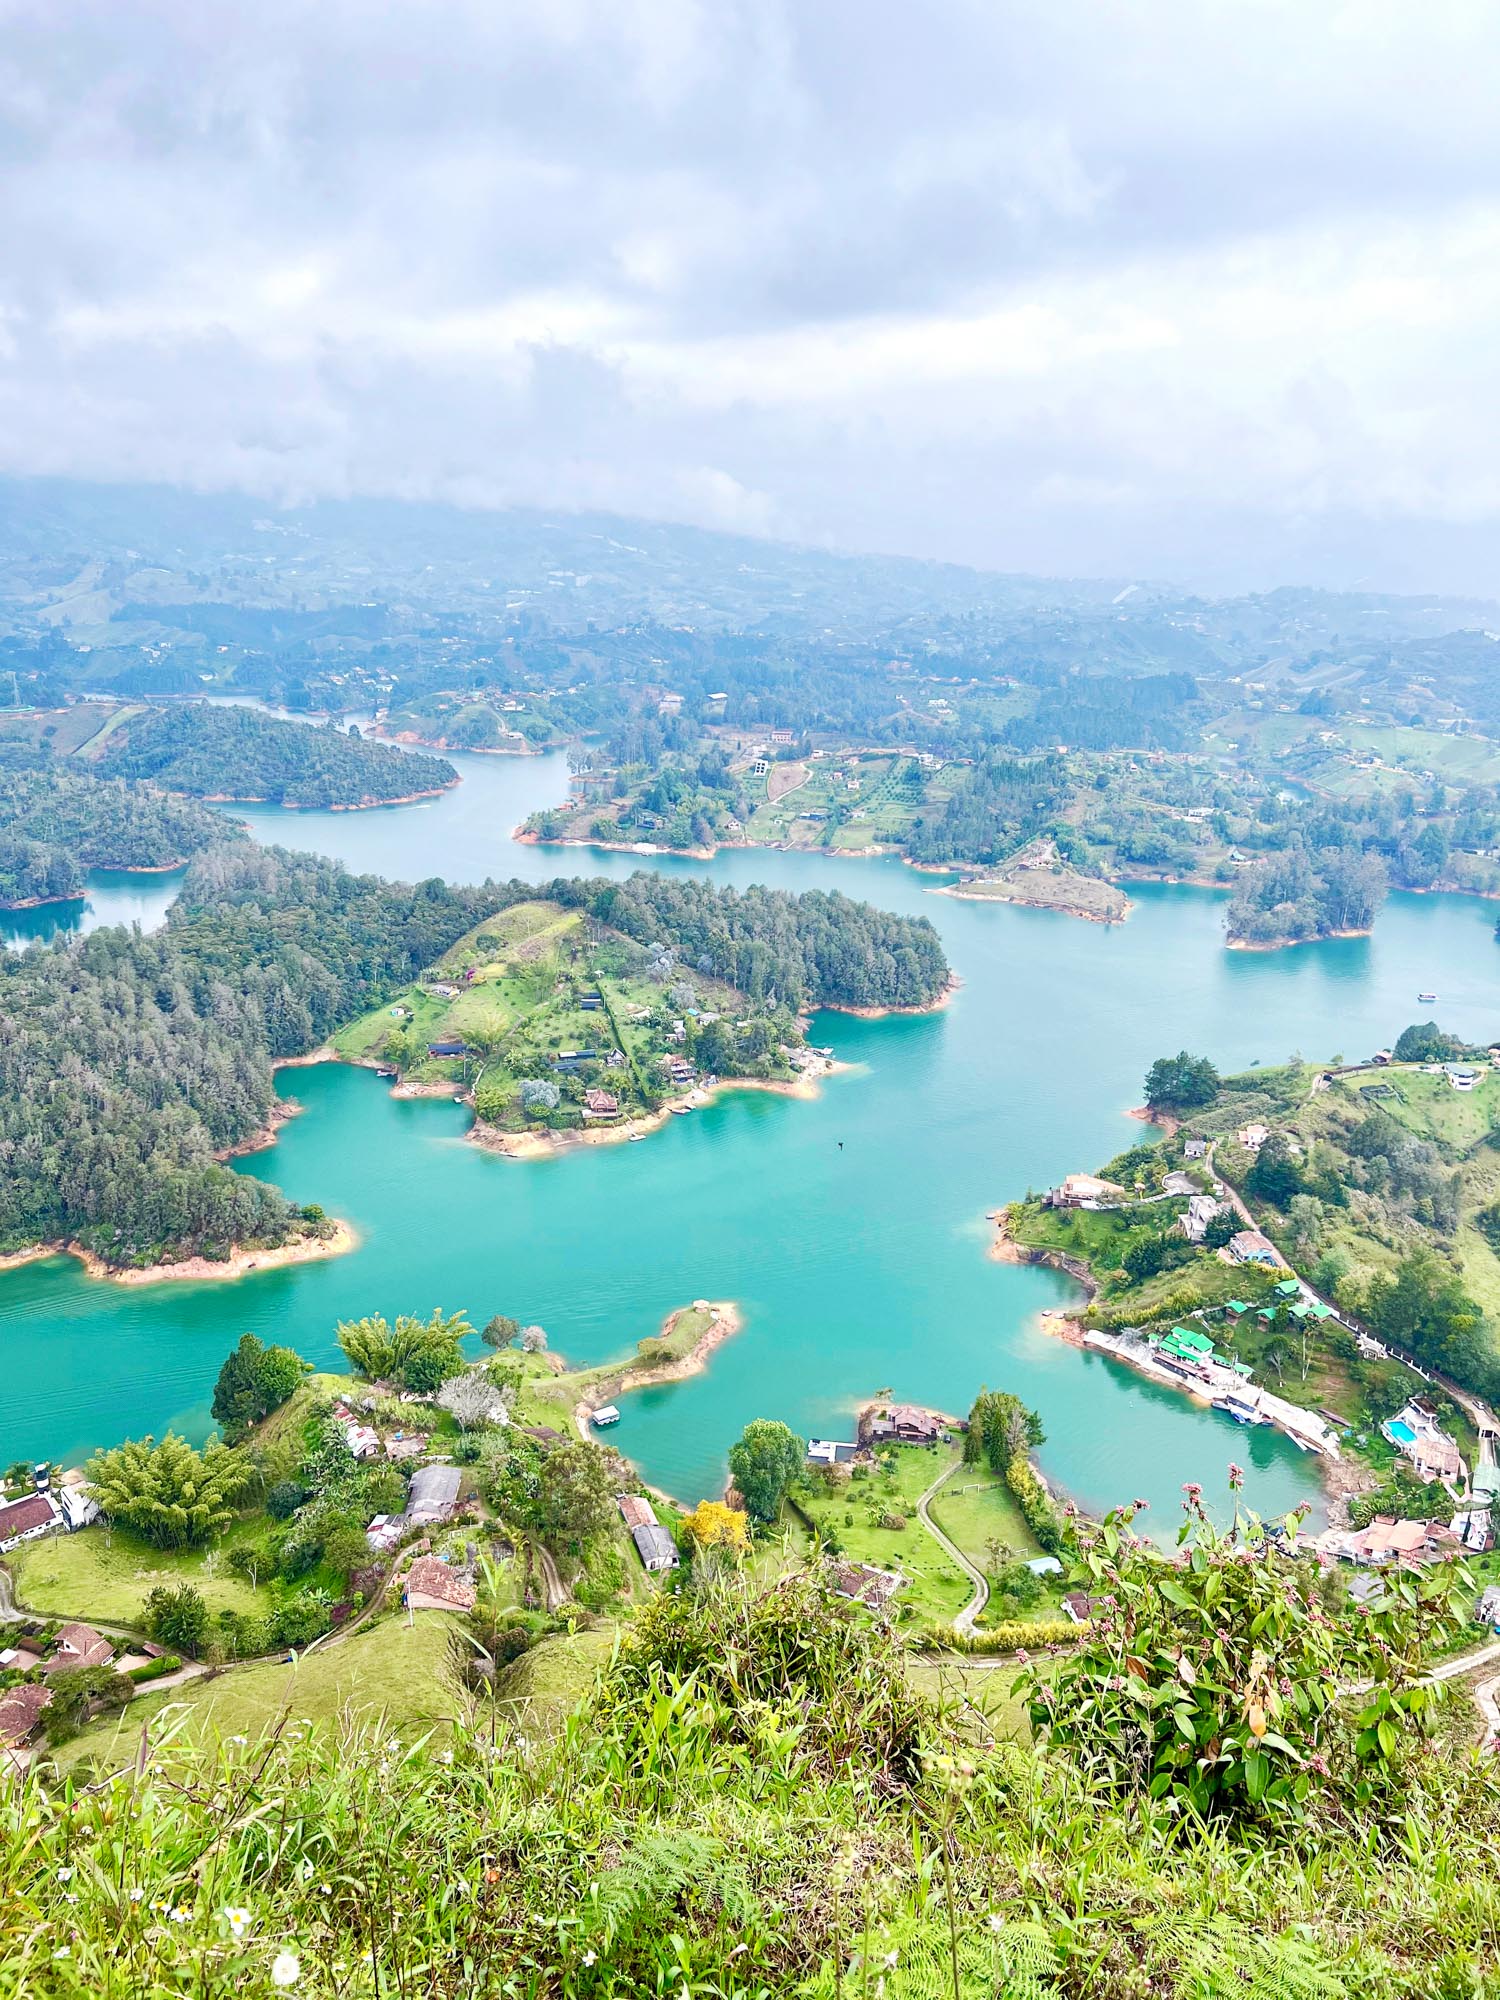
127, 1652, 182, 1684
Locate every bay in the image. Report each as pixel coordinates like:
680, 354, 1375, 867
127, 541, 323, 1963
4, 740, 1498, 1530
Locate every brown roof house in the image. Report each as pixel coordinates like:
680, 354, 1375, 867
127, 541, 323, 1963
0, 1683, 52, 1753
616, 1494, 659, 1530
0, 1491, 60, 1552
403, 1555, 477, 1613
44, 1623, 114, 1674
831, 1562, 904, 1612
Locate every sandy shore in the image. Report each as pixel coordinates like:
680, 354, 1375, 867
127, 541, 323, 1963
0, 1220, 358, 1287
1126, 1103, 1180, 1136
468, 1060, 850, 1160
512, 829, 718, 861
570, 1300, 745, 1439
932, 882, 1127, 923
196, 786, 456, 811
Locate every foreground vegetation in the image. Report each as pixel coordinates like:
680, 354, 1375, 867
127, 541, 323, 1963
6, 1505, 1499, 1998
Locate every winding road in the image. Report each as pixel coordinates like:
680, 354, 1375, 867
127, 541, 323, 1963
915, 1459, 989, 1636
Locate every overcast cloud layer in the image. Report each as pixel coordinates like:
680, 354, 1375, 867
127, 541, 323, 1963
3, 0, 1500, 593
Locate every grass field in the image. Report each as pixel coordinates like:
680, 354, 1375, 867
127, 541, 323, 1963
794, 1443, 973, 1625
928, 1465, 1039, 1567
1330, 1067, 1500, 1151
491, 1626, 619, 1732
13, 1520, 277, 1629
54, 1614, 462, 1772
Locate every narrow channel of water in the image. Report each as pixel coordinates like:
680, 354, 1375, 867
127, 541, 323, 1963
4, 736, 1498, 1528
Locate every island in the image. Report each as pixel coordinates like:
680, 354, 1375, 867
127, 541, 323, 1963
0, 845, 950, 1276
0, 761, 227, 907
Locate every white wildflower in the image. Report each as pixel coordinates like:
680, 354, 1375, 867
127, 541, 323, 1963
56, 1867, 73, 1883
169, 1905, 192, 1924
53, 1947, 71, 1960
582, 1950, 597, 1967
129, 1888, 145, 1903
271, 1950, 301, 1988
224, 1906, 252, 1939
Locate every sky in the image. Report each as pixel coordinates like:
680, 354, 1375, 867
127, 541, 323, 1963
3, 0, 1500, 594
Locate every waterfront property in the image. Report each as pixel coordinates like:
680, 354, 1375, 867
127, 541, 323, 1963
616, 1493, 659, 1529
1381, 1400, 1465, 1488
631, 1522, 679, 1572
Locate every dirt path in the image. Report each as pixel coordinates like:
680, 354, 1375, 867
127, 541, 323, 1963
915, 1459, 989, 1637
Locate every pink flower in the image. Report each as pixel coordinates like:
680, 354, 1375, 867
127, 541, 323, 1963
1228, 1462, 1245, 1491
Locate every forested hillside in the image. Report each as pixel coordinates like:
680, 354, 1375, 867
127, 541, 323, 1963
0, 850, 507, 1264
95, 702, 457, 808
553, 872, 950, 1010
0, 758, 228, 905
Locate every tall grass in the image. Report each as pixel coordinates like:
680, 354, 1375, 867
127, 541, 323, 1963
3, 1570, 1499, 1997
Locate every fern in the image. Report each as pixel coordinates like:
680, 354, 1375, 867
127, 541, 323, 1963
581, 1826, 757, 1952
1141, 1915, 1349, 2000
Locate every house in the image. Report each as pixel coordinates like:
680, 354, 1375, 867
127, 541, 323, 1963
0, 1642, 44, 1673
426, 1039, 469, 1059
1226, 1229, 1279, 1266
1046, 1172, 1125, 1209
807, 1439, 860, 1468
583, 1088, 619, 1119
365, 1513, 405, 1553
616, 1494, 659, 1530
591, 1405, 621, 1428
1236, 1124, 1270, 1152
867, 1404, 945, 1445
1180, 1194, 1224, 1243
0, 1491, 60, 1552
341, 1422, 381, 1461
44, 1623, 114, 1673
831, 1561, 903, 1612
1183, 1139, 1208, 1160
405, 1463, 463, 1528
1448, 1065, 1480, 1092
1382, 1401, 1465, 1486
55, 1487, 100, 1532
1060, 1591, 1105, 1625
384, 1433, 428, 1462
1474, 1584, 1500, 1629
403, 1554, 477, 1613
631, 1522, 679, 1573
1162, 1171, 1196, 1197
0, 1683, 52, 1754
1347, 1517, 1457, 1566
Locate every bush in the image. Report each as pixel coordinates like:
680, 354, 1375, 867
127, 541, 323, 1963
144, 1583, 210, 1657
127, 1652, 182, 1684
935, 1618, 1080, 1655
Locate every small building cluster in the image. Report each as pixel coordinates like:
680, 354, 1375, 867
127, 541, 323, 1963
0, 1619, 168, 1765
0, 1471, 99, 1554
616, 1492, 678, 1572
1381, 1399, 1465, 1490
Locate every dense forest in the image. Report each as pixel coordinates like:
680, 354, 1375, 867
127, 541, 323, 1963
1226, 843, 1389, 944
95, 702, 458, 808
906, 751, 1069, 865
0, 849, 508, 1264
551, 872, 950, 1011
0, 758, 228, 904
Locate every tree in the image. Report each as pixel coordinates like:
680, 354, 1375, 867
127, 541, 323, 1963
265, 1480, 306, 1520
211, 1332, 310, 1440
533, 1440, 617, 1547
519, 1078, 561, 1114
86, 1433, 251, 1549
481, 1314, 520, 1350
1143, 1051, 1220, 1113
520, 1325, 549, 1354
436, 1372, 511, 1430
1392, 1021, 1467, 1064
145, 1582, 211, 1656
322, 1522, 373, 1588
1246, 1134, 1302, 1209
1203, 1208, 1240, 1251
682, 1499, 748, 1553
336, 1309, 469, 1391
727, 1419, 805, 1526
42, 1664, 130, 1746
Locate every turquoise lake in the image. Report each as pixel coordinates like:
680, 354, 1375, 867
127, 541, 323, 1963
4, 742, 1498, 1527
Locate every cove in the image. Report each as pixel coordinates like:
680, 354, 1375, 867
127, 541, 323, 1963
5, 741, 1500, 1527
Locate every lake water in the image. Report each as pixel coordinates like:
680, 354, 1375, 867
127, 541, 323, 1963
5, 742, 1499, 1527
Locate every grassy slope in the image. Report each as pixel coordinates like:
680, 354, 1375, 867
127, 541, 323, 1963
53, 1614, 461, 1772
793, 1443, 972, 1625
13, 1519, 276, 1629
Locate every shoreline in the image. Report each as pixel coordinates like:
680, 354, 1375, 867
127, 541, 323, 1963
569, 1300, 746, 1441
0, 1219, 358, 1288
931, 880, 1128, 924
467, 1059, 850, 1161
1226, 925, 1373, 952
824, 971, 960, 1019
195, 784, 457, 812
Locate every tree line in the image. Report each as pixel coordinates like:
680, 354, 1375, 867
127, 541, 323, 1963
0, 755, 229, 905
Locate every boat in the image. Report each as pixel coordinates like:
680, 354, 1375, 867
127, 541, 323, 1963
590, 1404, 621, 1428
1419, 992, 1437, 1002
1212, 1392, 1265, 1426
670, 1103, 693, 1115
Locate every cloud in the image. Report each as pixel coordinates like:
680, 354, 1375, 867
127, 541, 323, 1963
2, 0, 1500, 588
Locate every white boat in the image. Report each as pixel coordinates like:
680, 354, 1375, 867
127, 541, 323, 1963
591, 1404, 621, 1427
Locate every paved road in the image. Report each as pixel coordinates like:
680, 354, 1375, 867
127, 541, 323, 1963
915, 1459, 989, 1637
